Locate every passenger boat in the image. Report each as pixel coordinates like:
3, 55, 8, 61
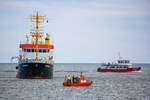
14, 12, 54, 79
63, 72, 92, 87
97, 59, 141, 72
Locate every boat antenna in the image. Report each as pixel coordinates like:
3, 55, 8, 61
118, 52, 122, 59
26, 35, 29, 44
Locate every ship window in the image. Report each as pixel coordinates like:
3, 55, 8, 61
125, 61, 127, 63
111, 66, 115, 68
27, 49, 30, 52
39, 49, 42, 53
45, 49, 49, 53
46, 49, 49, 52
24, 48, 27, 52
32, 49, 34, 52
43, 49, 46, 53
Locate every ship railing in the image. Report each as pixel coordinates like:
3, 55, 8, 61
19, 58, 53, 64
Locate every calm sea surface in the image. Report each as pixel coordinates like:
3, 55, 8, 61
0, 63, 150, 100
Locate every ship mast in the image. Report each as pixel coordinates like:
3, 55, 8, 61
30, 12, 47, 59
118, 52, 122, 59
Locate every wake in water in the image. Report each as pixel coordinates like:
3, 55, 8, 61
134, 70, 142, 72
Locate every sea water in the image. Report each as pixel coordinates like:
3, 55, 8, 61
0, 63, 150, 100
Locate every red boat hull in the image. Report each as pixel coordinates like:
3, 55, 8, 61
63, 82, 92, 87
97, 67, 141, 72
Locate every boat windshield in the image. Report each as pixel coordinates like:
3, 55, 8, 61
100, 65, 106, 69
118, 60, 130, 64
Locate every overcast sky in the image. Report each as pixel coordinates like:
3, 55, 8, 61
0, 0, 150, 63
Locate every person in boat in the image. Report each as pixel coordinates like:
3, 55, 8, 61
72, 75, 74, 83
64, 75, 67, 81
72, 75, 78, 84
79, 72, 83, 78
68, 75, 71, 83
72, 75, 75, 83
78, 72, 84, 80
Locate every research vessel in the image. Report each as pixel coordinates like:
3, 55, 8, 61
16, 12, 54, 79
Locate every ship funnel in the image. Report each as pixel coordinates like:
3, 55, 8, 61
45, 33, 50, 45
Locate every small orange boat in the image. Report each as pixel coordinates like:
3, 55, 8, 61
63, 72, 92, 87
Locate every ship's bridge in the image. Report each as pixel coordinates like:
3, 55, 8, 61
117, 60, 132, 66
118, 60, 130, 64
20, 44, 54, 59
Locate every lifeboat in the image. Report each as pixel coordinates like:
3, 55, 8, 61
63, 72, 92, 87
